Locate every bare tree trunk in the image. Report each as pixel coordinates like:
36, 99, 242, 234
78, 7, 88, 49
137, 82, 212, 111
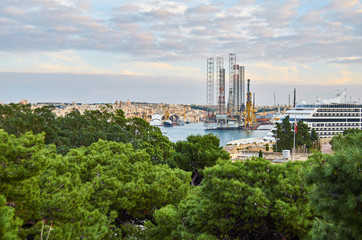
191, 170, 199, 186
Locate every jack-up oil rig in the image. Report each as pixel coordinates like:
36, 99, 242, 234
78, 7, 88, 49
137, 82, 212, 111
204, 53, 258, 130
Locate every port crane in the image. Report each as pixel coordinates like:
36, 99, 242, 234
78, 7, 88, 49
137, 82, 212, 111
244, 79, 257, 128
160, 103, 170, 120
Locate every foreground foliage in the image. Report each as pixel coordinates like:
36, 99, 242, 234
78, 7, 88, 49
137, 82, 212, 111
145, 158, 314, 239
272, 116, 315, 152
0, 195, 21, 240
0, 104, 174, 164
306, 131, 362, 240
173, 134, 230, 185
0, 130, 54, 224
42, 140, 189, 239
0, 130, 190, 239
1, 104, 360, 239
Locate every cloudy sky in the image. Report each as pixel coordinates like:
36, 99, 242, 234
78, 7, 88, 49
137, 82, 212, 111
0, 0, 361, 105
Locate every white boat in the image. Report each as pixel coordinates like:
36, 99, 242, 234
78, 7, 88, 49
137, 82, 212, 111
149, 114, 163, 126
257, 124, 274, 130
271, 105, 283, 123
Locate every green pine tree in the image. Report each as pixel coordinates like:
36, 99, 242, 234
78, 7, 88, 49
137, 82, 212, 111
146, 159, 314, 239
310, 128, 319, 142
0, 195, 22, 240
272, 115, 293, 152
296, 120, 312, 150
306, 131, 362, 239
173, 134, 230, 186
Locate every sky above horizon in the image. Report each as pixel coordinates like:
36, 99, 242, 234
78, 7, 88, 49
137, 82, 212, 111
0, 0, 361, 105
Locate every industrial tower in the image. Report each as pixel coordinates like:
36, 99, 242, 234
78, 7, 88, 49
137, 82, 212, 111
293, 88, 296, 108
227, 53, 236, 113
232, 64, 240, 113
232, 64, 245, 113
206, 54, 245, 115
244, 79, 257, 127
240, 66, 245, 112
226, 53, 245, 114
206, 58, 214, 106
216, 57, 225, 114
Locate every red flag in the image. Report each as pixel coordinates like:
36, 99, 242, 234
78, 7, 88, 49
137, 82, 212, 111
295, 121, 297, 133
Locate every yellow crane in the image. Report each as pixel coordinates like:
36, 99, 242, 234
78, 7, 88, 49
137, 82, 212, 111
244, 79, 257, 127
161, 103, 170, 120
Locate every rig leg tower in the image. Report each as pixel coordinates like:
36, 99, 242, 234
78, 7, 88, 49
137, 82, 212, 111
216, 57, 225, 114
227, 53, 236, 113
206, 58, 215, 106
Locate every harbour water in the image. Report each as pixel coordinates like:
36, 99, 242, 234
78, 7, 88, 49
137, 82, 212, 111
160, 123, 269, 146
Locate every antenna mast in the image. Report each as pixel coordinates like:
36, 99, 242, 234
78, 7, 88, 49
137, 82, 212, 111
293, 88, 296, 108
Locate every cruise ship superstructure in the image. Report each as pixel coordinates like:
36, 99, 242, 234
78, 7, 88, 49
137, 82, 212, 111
269, 91, 361, 139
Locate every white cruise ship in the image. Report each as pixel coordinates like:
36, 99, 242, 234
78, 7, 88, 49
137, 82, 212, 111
266, 91, 361, 139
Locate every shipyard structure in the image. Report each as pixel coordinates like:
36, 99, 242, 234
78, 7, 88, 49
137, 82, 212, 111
204, 53, 257, 130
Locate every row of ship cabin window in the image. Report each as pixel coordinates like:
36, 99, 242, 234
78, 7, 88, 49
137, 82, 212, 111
315, 126, 360, 131
317, 109, 360, 112
313, 113, 360, 117
313, 123, 360, 127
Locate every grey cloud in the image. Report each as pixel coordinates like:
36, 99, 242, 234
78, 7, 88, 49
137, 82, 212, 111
298, 10, 325, 26
0, 0, 108, 52
255, 0, 299, 28
113, 4, 141, 13
185, 5, 219, 15
0, 0, 361, 64
329, 58, 362, 64
144, 9, 176, 19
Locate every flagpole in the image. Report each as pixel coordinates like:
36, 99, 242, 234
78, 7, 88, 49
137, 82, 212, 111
293, 115, 296, 161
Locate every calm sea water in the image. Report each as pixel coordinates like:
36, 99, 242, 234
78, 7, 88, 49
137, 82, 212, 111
160, 123, 269, 146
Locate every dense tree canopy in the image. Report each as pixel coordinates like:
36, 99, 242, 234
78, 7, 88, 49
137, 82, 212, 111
1, 103, 360, 239
145, 158, 314, 239
0, 104, 174, 164
310, 128, 319, 142
306, 131, 362, 240
0, 130, 55, 224
295, 120, 312, 149
0, 130, 190, 239
0, 104, 57, 142
0, 195, 21, 240
38, 140, 189, 239
173, 134, 230, 185
273, 116, 316, 152
272, 116, 294, 152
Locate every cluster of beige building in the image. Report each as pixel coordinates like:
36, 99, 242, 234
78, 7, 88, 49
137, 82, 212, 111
114, 100, 204, 123
30, 100, 204, 123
